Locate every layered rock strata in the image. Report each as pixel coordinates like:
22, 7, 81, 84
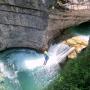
0, 0, 90, 51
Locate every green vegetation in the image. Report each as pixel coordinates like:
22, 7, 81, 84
45, 47, 90, 90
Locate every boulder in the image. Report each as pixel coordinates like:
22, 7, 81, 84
63, 36, 88, 58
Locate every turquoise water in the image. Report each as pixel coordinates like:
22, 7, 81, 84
0, 49, 60, 90
67, 22, 90, 35
0, 22, 90, 90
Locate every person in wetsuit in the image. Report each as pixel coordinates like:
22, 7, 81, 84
43, 50, 49, 65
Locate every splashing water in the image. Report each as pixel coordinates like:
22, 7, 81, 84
0, 39, 87, 90
22, 43, 72, 70
0, 44, 62, 90
0, 42, 77, 90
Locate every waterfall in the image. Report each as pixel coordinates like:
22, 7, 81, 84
0, 43, 75, 90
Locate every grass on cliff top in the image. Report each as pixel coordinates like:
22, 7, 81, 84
45, 46, 90, 90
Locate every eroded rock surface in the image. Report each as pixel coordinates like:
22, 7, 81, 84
0, 0, 90, 51
0, 0, 49, 50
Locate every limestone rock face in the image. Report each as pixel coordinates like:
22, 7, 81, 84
63, 36, 89, 59
68, 0, 89, 4
0, 0, 61, 51
0, 0, 90, 51
0, 0, 46, 10
0, 0, 49, 50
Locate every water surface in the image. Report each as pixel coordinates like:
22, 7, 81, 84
0, 49, 60, 90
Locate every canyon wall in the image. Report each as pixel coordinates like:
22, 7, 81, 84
0, 0, 90, 51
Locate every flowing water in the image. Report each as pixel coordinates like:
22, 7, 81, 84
64, 22, 90, 45
67, 22, 90, 36
0, 47, 61, 90
0, 22, 90, 90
